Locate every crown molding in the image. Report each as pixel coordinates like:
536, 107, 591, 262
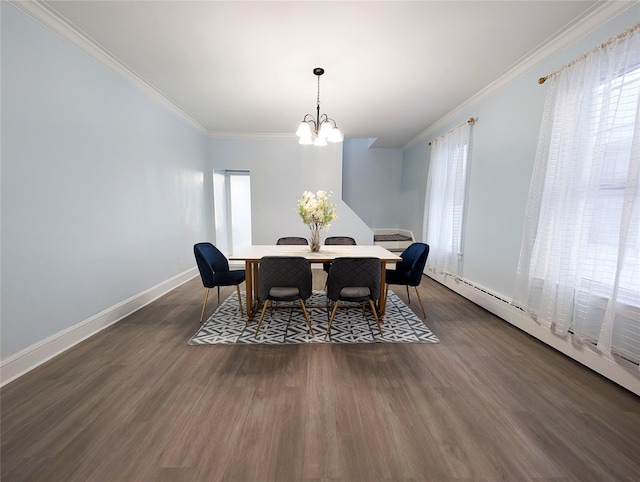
8, 0, 209, 136
402, 0, 638, 151
207, 132, 298, 141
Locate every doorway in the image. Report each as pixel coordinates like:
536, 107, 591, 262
213, 170, 252, 256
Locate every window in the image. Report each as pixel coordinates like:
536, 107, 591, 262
422, 121, 471, 277
515, 26, 640, 365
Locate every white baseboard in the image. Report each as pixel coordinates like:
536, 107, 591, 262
0, 268, 199, 387
426, 272, 640, 396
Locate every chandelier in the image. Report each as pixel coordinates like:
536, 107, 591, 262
295, 67, 343, 146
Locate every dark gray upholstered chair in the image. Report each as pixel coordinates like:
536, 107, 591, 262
385, 242, 430, 318
324, 257, 382, 339
325, 236, 357, 245
255, 256, 314, 337
194, 242, 245, 323
276, 237, 308, 245
323, 236, 357, 274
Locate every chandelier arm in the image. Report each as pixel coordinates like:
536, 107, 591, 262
319, 114, 337, 128
299, 114, 316, 131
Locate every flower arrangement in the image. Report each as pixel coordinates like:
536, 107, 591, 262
297, 190, 338, 251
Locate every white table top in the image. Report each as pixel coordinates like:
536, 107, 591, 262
229, 244, 402, 263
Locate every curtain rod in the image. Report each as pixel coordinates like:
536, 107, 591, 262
428, 118, 475, 146
538, 22, 639, 85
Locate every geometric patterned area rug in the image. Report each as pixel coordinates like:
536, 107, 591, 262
188, 290, 439, 345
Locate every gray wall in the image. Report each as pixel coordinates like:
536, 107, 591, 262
1, 3, 210, 357
342, 138, 403, 229
401, 3, 640, 299
397, 142, 429, 239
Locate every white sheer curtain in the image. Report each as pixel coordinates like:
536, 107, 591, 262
514, 25, 640, 367
422, 122, 471, 277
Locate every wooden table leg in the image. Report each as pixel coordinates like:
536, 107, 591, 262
244, 260, 254, 320
252, 262, 259, 315
378, 260, 388, 317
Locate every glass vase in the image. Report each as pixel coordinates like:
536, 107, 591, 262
309, 226, 321, 252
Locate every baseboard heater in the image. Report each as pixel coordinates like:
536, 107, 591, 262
454, 275, 639, 366
427, 271, 640, 396
455, 276, 520, 308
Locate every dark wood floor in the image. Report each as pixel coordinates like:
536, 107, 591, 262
2, 271, 639, 481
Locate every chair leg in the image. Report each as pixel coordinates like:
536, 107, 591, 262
414, 286, 427, 318
324, 301, 340, 340
368, 300, 383, 338
217, 286, 221, 304
236, 285, 243, 316
383, 284, 390, 323
199, 288, 210, 323
406, 285, 411, 303
255, 300, 270, 337
299, 299, 314, 337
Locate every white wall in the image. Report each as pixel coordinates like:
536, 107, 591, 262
1, 3, 210, 360
208, 138, 373, 246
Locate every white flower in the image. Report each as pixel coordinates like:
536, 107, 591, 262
297, 189, 337, 227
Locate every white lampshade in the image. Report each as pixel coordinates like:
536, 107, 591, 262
319, 121, 333, 137
296, 122, 312, 137
328, 127, 344, 143
313, 136, 328, 146
298, 134, 314, 145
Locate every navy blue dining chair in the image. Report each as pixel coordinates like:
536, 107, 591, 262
385, 242, 430, 318
193, 242, 245, 323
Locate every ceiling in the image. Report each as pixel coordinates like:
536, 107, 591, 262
28, 1, 617, 148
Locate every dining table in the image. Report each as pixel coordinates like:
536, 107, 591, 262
229, 244, 403, 320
